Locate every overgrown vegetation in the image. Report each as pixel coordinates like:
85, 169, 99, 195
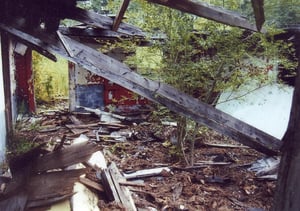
32, 51, 68, 104
32, 0, 298, 166
108, 0, 297, 165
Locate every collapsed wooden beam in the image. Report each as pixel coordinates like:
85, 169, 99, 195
146, 0, 259, 31
68, 7, 145, 37
0, 24, 281, 155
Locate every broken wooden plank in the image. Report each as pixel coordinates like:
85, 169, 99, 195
108, 162, 137, 211
27, 169, 85, 201
101, 168, 120, 202
147, 0, 258, 31
0, 25, 57, 61
70, 128, 89, 135
119, 181, 145, 187
203, 142, 250, 148
0, 24, 281, 155
101, 162, 137, 211
66, 121, 127, 129
79, 177, 104, 192
112, 0, 131, 31
69, 115, 83, 125
123, 167, 171, 180
194, 161, 232, 166
68, 7, 145, 37
33, 142, 100, 172
57, 30, 75, 57
59, 26, 128, 39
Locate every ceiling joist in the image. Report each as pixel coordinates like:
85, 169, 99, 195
147, 0, 259, 31
68, 7, 145, 37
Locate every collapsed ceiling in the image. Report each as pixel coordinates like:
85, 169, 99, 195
0, 0, 283, 155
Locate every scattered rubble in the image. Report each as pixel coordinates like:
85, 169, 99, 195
0, 107, 277, 210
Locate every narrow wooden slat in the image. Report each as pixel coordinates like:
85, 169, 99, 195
112, 0, 131, 31
79, 177, 104, 192
101, 168, 120, 202
108, 162, 137, 211
68, 7, 145, 37
147, 0, 259, 31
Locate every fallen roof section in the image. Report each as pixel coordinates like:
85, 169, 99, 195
0, 23, 281, 155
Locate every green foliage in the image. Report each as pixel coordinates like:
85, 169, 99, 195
113, 1, 297, 165
32, 51, 69, 103
7, 135, 38, 157
240, 0, 300, 27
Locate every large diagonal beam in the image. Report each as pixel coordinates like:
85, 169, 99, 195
146, 0, 258, 31
0, 24, 281, 155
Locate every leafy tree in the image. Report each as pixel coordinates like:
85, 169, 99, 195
126, 2, 295, 165
89, 0, 297, 165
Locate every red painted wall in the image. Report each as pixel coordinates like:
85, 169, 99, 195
15, 50, 35, 113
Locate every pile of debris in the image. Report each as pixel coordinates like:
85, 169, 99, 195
0, 106, 278, 210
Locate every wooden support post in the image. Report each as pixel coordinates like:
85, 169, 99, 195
112, 0, 131, 31
251, 0, 265, 32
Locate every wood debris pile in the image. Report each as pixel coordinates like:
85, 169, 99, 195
0, 107, 276, 210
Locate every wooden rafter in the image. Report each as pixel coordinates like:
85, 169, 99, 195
146, 0, 259, 31
68, 7, 145, 37
112, 0, 131, 31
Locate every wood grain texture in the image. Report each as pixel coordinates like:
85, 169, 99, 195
147, 0, 258, 31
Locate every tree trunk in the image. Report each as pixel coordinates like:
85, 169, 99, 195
273, 33, 300, 211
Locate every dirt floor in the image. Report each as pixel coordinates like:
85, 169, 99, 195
9, 103, 276, 211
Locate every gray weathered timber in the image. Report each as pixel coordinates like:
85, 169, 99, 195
59, 26, 128, 39
0, 24, 281, 155
68, 7, 145, 37
146, 0, 258, 31
27, 169, 85, 201
33, 142, 100, 172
